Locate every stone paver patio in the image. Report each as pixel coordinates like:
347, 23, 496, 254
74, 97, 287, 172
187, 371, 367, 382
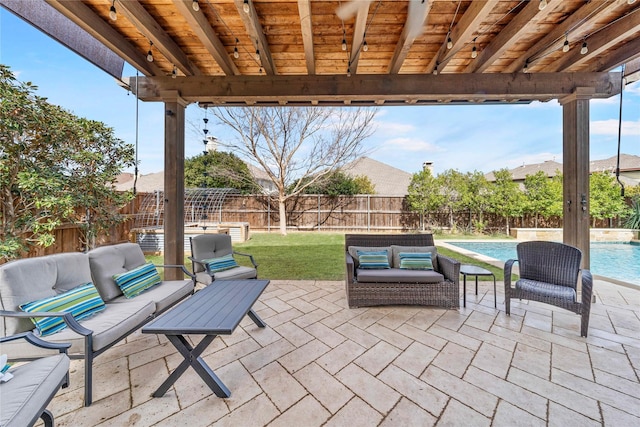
46, 278, 640, 426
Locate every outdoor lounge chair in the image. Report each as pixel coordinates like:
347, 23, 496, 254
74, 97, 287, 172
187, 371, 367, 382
504, 241, 593, 337
189, 234, 258, 286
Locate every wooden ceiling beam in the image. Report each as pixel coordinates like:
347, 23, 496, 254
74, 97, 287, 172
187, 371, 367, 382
233, 0, 277, 75
388, 1, 431, 74
545, 9, 640, 72
45, 0, 161, 76
427, 0, 498, 73
348, 3, 370, 74
173, 0, 238, 76
127, 72, 621, 104
465, 0, 554, 73
116, 0, 202, 76
592, 38, 640, 75
504, 0, 616, 74
297, 0, 315, 75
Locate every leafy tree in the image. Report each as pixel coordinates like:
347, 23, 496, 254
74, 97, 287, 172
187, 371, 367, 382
487, 168, 524, 235
437, 169, 466, 231
184, 150, 259, 194
547, 172, 564, 218
589, 171, 629, 227
212, 106, 377, 235
406, 168, 444, 231
296, 171, 374, 196
523, 170, 559, 227
0, 65, 134, 259
459, 170, 490, 232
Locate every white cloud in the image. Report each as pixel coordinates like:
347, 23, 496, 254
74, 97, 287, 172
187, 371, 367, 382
375, 120, 416, 135
384, 137, 444, 152
592, 119, 640, 136
625, 80, 640, 95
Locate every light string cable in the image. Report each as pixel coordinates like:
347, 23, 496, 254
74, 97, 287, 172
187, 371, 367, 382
133, 70, 139, 196
440, 0, 527, 64
345, 0, 384, 74
616, 64, 626, 197
202, 0, 263, 70
445, 0, 463, 50
524, 0, 621, 66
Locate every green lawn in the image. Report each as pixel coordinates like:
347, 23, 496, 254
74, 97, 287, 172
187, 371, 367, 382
147, 232, 507, 281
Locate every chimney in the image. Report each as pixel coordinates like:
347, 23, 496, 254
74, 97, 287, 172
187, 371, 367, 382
423, 161, 433, 173
205, 136, 218, 153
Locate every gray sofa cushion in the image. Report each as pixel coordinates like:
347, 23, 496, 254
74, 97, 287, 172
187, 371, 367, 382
0, 253, 92, 336
0, 353, 69, 427
108, 279, 194, 313
347, 246, 392, 269
391, 245, 439, 270
356, 268, 444, 284
88, 243, 146, 302
195, 265, 257, 286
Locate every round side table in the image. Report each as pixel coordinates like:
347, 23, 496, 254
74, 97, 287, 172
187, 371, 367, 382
460, 264, 496, 308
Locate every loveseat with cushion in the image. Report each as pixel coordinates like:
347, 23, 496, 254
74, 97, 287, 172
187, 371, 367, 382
0, 243, 195, 406
345, 234, 460, 308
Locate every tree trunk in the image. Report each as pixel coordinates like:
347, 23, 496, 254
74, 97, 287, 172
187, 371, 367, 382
278, 199, 287, 235
505, 216, 510, 236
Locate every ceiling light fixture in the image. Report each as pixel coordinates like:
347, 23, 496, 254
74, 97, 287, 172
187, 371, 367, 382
362, 40, 368, 52
192, 0, 199, 12
447, 36, 453, 50
341, 38, 347, 51
471, 37, 478, 58
243, 0, 250, 14
109, 1, 117, 21
580, 40, 588, 55
562, 34, 570, 53
539, 0, 547, 11
146, 41, 154, 62
172, 66, 177, 79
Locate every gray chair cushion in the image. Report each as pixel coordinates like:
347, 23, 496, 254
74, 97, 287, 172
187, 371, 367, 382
190, 234, 234, 274
515, 278, 576, 301
0, 253, 92, 335
0, 353, 69, 427
88, 243, 147, 302
108, 279, 194, 313
356, 268, 444, 284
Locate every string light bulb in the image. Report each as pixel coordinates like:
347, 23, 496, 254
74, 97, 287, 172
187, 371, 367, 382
362, 40, 368, 52
172, 66, 177, 79
580, 40, 588, 55
109, 1, 117, 21
233, 38, 240, 59
628, 0, 636, 4
341, 38, 347, 51
447, 36, 453, 50
255, 48, 260, 61
192, 0, 199, 11
471, 45, 477, 58
433, 62, 439, 75
243, 0, 250, 14
523, 60, 529, 73
146, 41, 154, 62
538, 0, 547, 11
347, 66, 351, 77
562, 35, 570, 53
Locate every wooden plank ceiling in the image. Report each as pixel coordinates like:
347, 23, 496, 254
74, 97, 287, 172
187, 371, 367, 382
45, 0, 640, 105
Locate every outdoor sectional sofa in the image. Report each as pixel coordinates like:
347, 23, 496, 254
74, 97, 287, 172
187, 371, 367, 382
345, 234, 460, 308
0, 242, 195, 406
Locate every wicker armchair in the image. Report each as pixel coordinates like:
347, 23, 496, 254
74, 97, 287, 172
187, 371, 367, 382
504, 241, 593, 337
345, 234, 460, 308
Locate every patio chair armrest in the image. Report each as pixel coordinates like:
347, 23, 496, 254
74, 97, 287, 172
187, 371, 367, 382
345, 252, 355, 283
504, 259, 518, 289
0, 310, 93, 337
0, 331, 71, 354
436, 254, 460, 284
580, 269, 593, 306
156, 264, 196, 280
233, 251, 258, 269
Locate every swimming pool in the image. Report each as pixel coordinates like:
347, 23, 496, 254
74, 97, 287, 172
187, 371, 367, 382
447, 241, 640, 286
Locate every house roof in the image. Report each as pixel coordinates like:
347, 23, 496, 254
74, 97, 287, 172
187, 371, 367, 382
342, 156, 412, 196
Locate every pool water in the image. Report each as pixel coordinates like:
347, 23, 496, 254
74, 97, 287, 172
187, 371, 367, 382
448, 241, 640, 286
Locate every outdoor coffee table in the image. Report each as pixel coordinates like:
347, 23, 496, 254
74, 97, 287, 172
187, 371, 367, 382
142, 279, 269, 398
460, 265, 496, 308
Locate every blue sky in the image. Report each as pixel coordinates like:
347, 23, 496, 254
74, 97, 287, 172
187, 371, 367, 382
1, 9, 638, 176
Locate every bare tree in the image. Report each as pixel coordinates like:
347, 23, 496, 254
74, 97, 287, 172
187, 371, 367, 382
213, 106, 377, 234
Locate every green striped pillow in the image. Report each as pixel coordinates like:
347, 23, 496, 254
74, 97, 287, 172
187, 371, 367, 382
20, 283, 106, 336
113, 262, 161, 298
357, 250, 391, 269
399, 252, 433, 270
203, 254, 239, 273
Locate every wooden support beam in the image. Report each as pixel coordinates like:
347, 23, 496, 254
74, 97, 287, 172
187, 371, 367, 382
162, 91, 188, 279
233, 0, 277, 75
388, 0, 431, 74
297, 0, 315, 75
592, 38, 640, 76
173, 0, 239, 76
348, 3, 370, 74
465, 0, 553, 73
45, 0, 161, 76
560, 88, 593, 269
127, 72, 621, 105
427, 0, 497, 74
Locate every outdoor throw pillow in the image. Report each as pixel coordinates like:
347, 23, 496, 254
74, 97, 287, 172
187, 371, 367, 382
203, 254, 239, 273
398, 252, 434, 270
357, 250, 391, 269
113, 262, 162, 298
20, 283, 106, 336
